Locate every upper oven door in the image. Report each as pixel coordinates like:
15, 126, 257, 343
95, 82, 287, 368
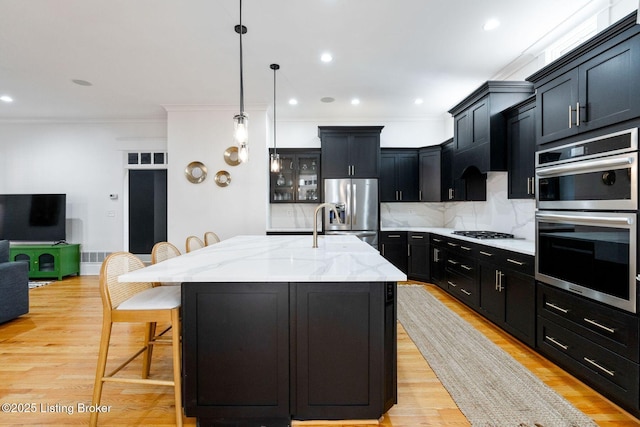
536, 210, 637, 313
536, 151, 637, 211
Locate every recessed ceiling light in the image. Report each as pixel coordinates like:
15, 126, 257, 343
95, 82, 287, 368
288, 98, 298, 105
414, 98, 424, 105
72, 79, 93, 86
320, 52, 333, 63
483, 18, 500, 31
0, 95, 13, 103
320, 97, 335, 103
351, 98, 360, 105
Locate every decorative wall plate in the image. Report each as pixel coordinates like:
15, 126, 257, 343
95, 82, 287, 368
215, 170, 231, 187
185, 161, 207, 184
224, 146, 241, 166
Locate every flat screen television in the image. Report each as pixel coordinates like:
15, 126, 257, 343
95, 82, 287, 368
0, 194, 67, 242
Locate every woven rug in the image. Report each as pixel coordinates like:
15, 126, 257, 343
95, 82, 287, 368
397, 285, 597, 427
28, 281, 53, 289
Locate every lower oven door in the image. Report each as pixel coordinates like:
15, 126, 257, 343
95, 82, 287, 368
536, 210, 637, 313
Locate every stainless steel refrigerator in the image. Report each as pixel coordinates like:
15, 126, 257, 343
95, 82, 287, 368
323, 178, 379, 247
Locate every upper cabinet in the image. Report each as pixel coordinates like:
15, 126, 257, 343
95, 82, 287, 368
319, 126, 383, 179
270, 149, 320, 203
448, 81, 534, 179
504, 96, 536, 199
527, 12, 640, 145
380, 149, 419, 202
418, 146, 442, 202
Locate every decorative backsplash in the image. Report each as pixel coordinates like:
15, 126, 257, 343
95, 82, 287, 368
270, 172, 536, 240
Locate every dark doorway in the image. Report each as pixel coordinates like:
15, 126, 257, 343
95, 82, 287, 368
128, 169, 167, 254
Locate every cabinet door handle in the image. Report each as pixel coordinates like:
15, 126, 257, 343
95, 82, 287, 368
447, 242, 459, 247
433, 248, 440, 262
545, 335, 568, 350
479, 251, 493, 257
461, 289, 471, 296
507, 258, 525, 266
449, 188, 453, 200
432, 238, 442, 243
498, 271, 504, 291
411, 235, 424, 239
545, 301, 569, 314
447, 281, 457, 287
447, 259, 459, 265
399, 190, 403, 201
527, 177, 531, 195
419, 190, 422, 201
352, 165, 355, 176
460, 246, 472, 251
531, 177, 535, 196
583, 357, 615, 376
387, 234, 401, 238
576, 102, 580, 126
461, 264, 472, 271
569, 104, 573, 129
407, 244, 411, 257
583, 318, 616, 334
381, 243, 385, 256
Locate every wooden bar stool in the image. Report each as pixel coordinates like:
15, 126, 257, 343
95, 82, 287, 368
90, 252, 182, 426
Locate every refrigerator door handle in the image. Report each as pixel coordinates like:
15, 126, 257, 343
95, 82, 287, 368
352, 183, 357, 226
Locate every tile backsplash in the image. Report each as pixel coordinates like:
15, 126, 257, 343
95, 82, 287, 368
270, 172, 536, 240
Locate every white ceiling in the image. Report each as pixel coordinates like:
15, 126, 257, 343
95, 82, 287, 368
0, 0, 615, 121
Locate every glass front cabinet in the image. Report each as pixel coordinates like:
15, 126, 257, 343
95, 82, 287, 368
270, 149, 320, 203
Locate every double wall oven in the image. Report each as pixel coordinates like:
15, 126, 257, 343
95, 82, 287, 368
535, 128, 639, 312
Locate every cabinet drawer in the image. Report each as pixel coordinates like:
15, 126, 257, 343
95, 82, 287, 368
538, 316, 639, 412
476, 246, 534, 276
538, 283, 639, 362
408, 232, 429, 245
446, 270, 478, 307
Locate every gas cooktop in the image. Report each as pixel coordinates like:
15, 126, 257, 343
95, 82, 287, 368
452, 230, 515, 239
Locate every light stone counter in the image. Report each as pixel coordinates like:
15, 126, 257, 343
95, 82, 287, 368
381, 226, 535, 256
119, 234, 407, 283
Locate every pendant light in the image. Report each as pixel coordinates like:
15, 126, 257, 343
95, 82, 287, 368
234, 0, 249, 162
269, 63, 282, 173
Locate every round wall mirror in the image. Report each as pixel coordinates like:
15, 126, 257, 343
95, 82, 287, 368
224, 146, 241, 166
215, 170, 231, 187
185, 161, 208, 184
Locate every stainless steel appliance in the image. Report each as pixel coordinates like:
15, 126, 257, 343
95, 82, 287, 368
323, 178, 379, 247
452, 230, 515, 239
536, 128, 638, 211
535, 127, 639, 313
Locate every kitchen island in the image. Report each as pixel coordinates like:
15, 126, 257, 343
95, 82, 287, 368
119, 235, 406, 427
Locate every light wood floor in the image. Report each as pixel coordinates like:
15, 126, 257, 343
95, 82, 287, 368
0, 278, 639, 426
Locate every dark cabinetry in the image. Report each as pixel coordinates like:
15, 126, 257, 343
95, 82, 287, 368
504, 96, 536, 199
443, 239, 478, 308
418, 146, 441, 202
407, 232, 430, 282
269, 149, 320, 203
537, 283, 640, 414
380, 231, 407, 273
319, 126, 383, 179
477, 248, 535, 346
380, 149, 419, 202
183, 281, 396, 425
528, 12, 640, 145
448, 81, 534, 178
440, 138, 465, 201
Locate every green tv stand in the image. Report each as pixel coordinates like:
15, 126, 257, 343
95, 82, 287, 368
10, 243, 80, 280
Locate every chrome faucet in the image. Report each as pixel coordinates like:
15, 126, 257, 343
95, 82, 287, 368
312, 202, 343, 248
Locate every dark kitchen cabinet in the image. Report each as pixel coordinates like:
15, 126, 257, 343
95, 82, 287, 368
319, 126, 383, 179
504, 96, 536, 199
440, 138, 465, 201
449, 81, 534, 179
270, 149, 320, 203
418, 146, 441, 202
380, 231, 407, 273
528, 12, 640, 145
429, 235, 447, 289
537, 283, 640, 415
477, 248, 536, 347
380, 149, 419, 202
407, 232, 429, 282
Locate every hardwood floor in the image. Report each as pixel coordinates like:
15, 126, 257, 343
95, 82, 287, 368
0, 277, 638, 426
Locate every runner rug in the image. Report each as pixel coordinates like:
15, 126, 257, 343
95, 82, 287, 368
397, 284, 597, 427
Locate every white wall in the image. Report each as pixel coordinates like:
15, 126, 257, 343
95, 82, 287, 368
0, 120, 166, 257
166, 106, 268, 245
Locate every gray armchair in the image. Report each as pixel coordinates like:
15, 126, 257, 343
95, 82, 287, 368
0, 240, 29, 323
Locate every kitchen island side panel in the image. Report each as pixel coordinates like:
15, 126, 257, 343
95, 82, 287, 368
182, 281, 396, 425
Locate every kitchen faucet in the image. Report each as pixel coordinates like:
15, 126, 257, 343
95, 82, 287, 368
312, 202, 343, 248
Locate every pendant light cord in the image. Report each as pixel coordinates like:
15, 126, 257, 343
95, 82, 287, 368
239, 0, 244, 115
273, 65, 277, 154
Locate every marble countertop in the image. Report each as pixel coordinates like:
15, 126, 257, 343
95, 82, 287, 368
381, 227, 535, 256
119, 234, 407, 283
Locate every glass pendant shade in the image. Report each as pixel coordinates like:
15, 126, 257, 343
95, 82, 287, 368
233, 113, 249, 145
270, 152, 282, 173
238, 143, 249, 163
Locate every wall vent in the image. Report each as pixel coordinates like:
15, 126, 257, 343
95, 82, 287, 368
81, 251, 112, 263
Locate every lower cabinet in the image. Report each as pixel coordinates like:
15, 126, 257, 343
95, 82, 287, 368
380, 231, 408, 273
10, 244, 80, 280
182, 281, 397, 425
429, 235, 447, 289
537, 283, 640, 415
407, 232, 430, 282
